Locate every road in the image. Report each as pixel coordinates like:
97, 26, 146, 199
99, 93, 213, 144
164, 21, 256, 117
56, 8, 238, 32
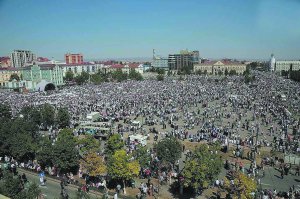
260, 166, 300, 192
19, 169, 101, 199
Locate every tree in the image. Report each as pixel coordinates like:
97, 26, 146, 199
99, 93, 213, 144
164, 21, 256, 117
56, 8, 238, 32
9, 73, 20, 81
182, 66, 192, 75
157, 74, 164, 81
0, 171, 41, 199
108, 149, 140, 194
75, 71, 90, 85
229, 69, 237, 76
128, 69, 143, 81
90, 73, 104, 85
81, 71, 90, 81
105, 134, 124, 155
7, 118, 38, 161
80, 152, 107, 177
224, 68, 229, 76
290, 70, 300, 82
0, 103, 11, 119
223, 172, 257, 199
77, 134, 100, 154
182, 144, 222, 192
156, 68, 165, 75
196, 70, 202, 75
243, 66, 250, 76
40, 103, 55, 128
0, 118, 11, 156
248, 62, 258, 70
133, 145, 151, 168
218, 70, 223, 76
112, 69, 128, 82
52, 128, 79, 173
156, 136, 182, 165
244, 74, 255, 84
0, 171, 23, 198
20, 106, 42, 126
0, 117, 38, 161
65, 70, 74, 81
167, 70, 172, 76
75, 75, 85, 85
9, 131, 36, 161
56, 107, 70, 128
36, 137, 54, 169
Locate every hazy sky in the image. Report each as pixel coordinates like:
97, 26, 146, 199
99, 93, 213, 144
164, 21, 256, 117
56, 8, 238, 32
0, 0, 299, 60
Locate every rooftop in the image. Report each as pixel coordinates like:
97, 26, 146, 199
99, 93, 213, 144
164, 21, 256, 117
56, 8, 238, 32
0, 67, 20, 71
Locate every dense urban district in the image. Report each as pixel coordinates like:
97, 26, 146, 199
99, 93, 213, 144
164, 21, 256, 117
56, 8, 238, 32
0, 50, 300, 199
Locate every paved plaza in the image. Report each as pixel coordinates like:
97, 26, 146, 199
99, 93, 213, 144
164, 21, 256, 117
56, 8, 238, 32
0, 71, 299, 198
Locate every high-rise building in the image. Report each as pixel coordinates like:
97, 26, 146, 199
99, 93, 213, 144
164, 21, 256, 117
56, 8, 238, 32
192, 50, 200, 64
65, 53, 83, 64
152, 57, 169, 70
168, 50, 196, 70
151, 49, 169, 70
10, 50, 36, 67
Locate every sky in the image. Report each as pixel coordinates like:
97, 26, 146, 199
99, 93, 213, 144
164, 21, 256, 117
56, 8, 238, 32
0, 0, 300, 61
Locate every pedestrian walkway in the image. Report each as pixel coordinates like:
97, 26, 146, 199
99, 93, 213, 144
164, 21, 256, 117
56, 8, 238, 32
19, 168, 99, 199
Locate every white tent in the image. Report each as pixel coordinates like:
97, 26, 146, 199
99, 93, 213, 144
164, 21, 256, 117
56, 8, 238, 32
129, 134, 147, 146
35, 80, 55, 91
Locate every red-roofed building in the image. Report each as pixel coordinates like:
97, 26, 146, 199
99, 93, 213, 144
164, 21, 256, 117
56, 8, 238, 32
37, 57, 50, 62
0, 57, 11, 68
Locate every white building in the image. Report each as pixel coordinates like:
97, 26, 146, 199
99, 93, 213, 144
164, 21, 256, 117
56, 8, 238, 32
105, 63, 144, 74
10, 50, 36, 68
275, 60, 300, 72
194, 60, 246, 75
269, 54, 300, 73
59, 63, 104, 77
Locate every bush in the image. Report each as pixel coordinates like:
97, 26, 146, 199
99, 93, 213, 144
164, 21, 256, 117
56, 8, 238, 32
157, 74, 164, 81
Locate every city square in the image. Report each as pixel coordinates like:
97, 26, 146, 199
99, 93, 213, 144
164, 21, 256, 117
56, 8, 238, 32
0, 1, 300, 199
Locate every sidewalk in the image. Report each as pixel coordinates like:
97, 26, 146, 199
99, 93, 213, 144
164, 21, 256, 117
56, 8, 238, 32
19, 168, 132, 199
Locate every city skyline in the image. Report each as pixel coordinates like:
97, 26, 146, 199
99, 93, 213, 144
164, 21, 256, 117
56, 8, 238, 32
0, 0, 300, 60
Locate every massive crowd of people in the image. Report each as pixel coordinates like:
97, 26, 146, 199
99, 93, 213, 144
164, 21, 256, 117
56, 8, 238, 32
0, 71, 299, 198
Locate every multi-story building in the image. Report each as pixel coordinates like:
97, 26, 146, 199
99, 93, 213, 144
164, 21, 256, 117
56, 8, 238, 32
0, 67, 21, 87
168, 50, 196, 71
151, 56, 169, 70
105, 63, 144, 74
194, 60, 246, 75
275, 61, 300, 72
10, 50, 36, 67
0, 57, 11, 68
192, 50, 200, 64
59, 63, 103, 77
65, 53, 83, 64
21, 64, 64, 90
268, 54, 300, 74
